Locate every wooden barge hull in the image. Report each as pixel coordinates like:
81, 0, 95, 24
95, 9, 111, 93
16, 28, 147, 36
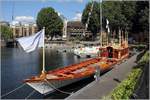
25, 58, 118, 94
27, 74, 93, 94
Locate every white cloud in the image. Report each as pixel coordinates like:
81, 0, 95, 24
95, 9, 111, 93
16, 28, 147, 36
10, 20, 19, 26
76, 0, 83, 3
15, 16, 34, 22
73, 12, 82, 21
10, 16, 35, 26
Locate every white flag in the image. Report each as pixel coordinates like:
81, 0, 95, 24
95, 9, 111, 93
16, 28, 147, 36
106, 19, 110, 33
106, 19, 109, 25
106, 19, 109, 28
108, 27, 110, 33
17, 29, 44, 53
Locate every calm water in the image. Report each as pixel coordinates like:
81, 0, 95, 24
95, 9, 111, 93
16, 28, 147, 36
1, 48, 93, 99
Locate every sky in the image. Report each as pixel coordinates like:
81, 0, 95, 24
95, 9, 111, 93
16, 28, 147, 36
1, 0, 95, 23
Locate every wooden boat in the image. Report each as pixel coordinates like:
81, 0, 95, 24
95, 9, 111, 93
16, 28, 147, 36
25, 57, 118, 94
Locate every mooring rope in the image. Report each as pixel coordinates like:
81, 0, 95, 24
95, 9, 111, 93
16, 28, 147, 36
25, 81, 46, 99
1, 83, 26, 98
42, 81, 46, 94
25, 90, 36, 99
44, 79, 73, 95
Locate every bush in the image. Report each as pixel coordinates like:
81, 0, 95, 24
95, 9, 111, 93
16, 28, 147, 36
138, 51, 149, 64
110, 68, 142, 100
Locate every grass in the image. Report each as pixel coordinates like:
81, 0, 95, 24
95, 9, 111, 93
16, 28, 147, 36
103, 51, 149, 100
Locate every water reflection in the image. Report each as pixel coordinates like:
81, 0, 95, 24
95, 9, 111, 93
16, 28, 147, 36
1, 48, 86, 99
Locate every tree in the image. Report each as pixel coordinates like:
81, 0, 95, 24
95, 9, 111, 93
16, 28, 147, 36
36, 7, 63, 40
102, 1, 136, 34
139, 7, 149, 33
1, 25, 13, 41
132, 1, 149, 33
120, 1, 136, 32
82, 1, 149, 42
82, 1, 100, 40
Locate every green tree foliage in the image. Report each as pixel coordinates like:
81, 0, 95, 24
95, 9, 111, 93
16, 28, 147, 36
103, 1, 121, 32
139, 7, 149, 33
1, 25, 13, 41
82, 1, 149, 41
82, 1, 100, 40
120, 1, 136, 32
36, 7, 63, 40
132, 1, 149, 34
102, 1, 136, 34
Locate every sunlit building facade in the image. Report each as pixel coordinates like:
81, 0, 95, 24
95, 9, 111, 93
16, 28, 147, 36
67, 21, 92, 40
10, 21, 38, 39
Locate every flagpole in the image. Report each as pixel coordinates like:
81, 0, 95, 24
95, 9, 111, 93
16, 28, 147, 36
42, 27, 45, 73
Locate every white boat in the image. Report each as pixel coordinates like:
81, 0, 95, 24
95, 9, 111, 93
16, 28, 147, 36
74, 46, 100, 58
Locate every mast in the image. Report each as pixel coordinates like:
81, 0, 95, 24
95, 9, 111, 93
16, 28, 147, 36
106, 19, 110, 46
119, 29, 121, 46
42, 27, 45, 73
83, 0, 94, 36
12, 1, 15, 21
126, 30, 128, 46
100, 0, 102, 47
42, 0, 46, 73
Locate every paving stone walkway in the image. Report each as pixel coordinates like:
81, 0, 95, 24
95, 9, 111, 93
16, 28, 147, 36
66, 53, 139, 99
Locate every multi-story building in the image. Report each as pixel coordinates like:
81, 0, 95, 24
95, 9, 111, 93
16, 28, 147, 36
67, 21, 92, 40
59, 14, 68, 40
0, 21, 9, 26
9, 18, 92, 41
10, 21, 38, 39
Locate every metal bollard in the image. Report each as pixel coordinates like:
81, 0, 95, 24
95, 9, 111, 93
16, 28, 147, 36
94, 66, 101, 81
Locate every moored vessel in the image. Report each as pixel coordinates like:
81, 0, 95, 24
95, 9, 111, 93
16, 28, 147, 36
25, 57, 118, 94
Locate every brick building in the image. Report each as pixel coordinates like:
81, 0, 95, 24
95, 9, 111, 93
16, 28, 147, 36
67, 21, 92, 40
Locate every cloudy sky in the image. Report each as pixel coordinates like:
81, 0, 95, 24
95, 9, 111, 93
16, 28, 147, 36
1, 0, 96, 23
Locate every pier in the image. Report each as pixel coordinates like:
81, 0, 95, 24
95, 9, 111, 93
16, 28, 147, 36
66, 53, 139, 99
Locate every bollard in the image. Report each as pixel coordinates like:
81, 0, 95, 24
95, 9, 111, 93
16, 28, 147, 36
94, 66, 101, 81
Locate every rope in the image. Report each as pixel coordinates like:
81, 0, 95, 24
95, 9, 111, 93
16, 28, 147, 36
25, 90, 36, 99
42, 81, 46, 94
45, 79, 73, 95
1, 83, 26, 98
25, 82, 44, 99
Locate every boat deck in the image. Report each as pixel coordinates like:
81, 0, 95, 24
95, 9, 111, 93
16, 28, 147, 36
24, 58, 117, 83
